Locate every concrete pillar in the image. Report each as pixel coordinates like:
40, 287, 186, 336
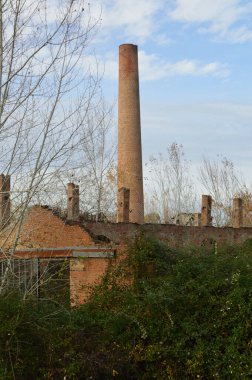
117, 44, 144, 224
201, 195, 212, 226
117, 187, 130, 223
0, 174, 10, 229
232, 197, 243, 228
67, 183, 79, 221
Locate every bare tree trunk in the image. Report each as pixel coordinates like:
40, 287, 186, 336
0, 0, 102, 294
199, 156, 247, 226
146, 143, 197, 223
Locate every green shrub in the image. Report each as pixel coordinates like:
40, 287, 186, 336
0, 236, 252, 379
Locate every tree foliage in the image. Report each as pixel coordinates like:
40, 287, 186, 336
1, 236, 252, 379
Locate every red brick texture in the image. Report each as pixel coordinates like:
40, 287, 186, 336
201, 195, 212, 227
3, 205, 252, 306
19, 206, 94, 248
67, 183, 80, 221
232, 198, 243, 228
117, 44, 144, 224
84, 221, 252, 248
70, 257, 112, 305
117, 187, 130, 222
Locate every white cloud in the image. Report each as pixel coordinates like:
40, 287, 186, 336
170, 0, 252, 43
154, 33, 173, 46
224, 26, 252, 43
170, 0, 240, 26
91, 0, 165, 42
104, 51, 230, 81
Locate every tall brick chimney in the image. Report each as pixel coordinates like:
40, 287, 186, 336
117, 187, 130, 223
117, 44, 144, 224
0, 174, 11, 229
67, 183, 79, 221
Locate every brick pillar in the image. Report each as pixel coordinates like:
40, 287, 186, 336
117, 187, 130, 222
232, 197, 243, 228
0, 174, 11, 229
117, 44, 144, 224
67, 183, 79, 221
201, 195, 212, 226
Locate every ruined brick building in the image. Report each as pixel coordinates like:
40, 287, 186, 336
0, 44, 252, 305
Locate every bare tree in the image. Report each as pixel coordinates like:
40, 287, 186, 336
146, 143, 197, 223
236, 189, 252, 226
79, 101, 116, 219
0, 0, 102, 292
48, 101, 117, 220
199, 156, 248, 226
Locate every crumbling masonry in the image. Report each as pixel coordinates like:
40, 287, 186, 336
0, 44, 252, 305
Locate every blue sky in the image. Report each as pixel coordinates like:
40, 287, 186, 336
89, 0, 252, 184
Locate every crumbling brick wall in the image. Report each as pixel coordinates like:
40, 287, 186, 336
70, 257, 112, 305
19, 206, 94, 248
84, 222, 252, 248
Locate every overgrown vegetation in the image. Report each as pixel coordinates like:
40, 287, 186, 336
1, 235, 252, 379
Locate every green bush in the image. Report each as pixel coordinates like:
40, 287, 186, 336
82, 235, 252, 379
0, 235, 252, 379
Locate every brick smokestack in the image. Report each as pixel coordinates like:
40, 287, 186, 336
117, 44, 144, 224
67, 183, 79, 221
0, 174, 11, 229
117, 187, 130, 223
